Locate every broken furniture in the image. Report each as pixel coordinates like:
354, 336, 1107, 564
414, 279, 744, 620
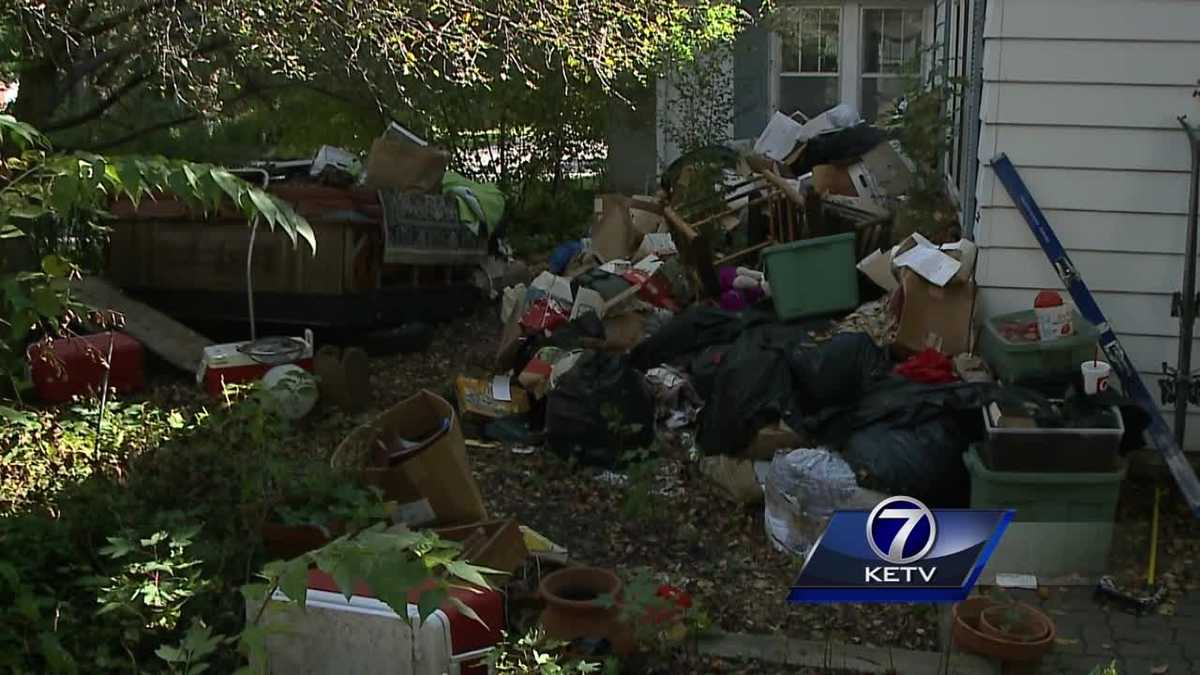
107, 182, 485, 329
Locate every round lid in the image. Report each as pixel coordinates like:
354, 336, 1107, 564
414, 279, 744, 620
1034, 290, 1064, 308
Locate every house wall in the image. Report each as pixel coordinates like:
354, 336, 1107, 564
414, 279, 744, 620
971, 0, 1200, 447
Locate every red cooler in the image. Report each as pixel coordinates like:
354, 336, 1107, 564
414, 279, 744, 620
28, 332, 145, 403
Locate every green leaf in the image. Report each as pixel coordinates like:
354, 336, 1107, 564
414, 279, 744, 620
210, 169, 246, 207
0, 223, 26, 239
155, 645, 185, 663
416, 588, 447, 624
447, 594, 488, 628
41, 254, 71, 278
278, 558, 310, 610
446, 560, 493, 589
246, 188, 285, 237
30, 286, 63, 319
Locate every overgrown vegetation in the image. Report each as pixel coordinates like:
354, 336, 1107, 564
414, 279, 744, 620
878, 70, 963, 243
0, 383, 492, 674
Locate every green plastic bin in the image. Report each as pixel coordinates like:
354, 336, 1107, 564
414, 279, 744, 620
965, 445, 1124, 579
980, 309, 1099, 384
762, 233, 859, 321
964, 445, 1124, 523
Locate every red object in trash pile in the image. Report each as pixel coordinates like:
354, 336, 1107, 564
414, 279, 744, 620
894, 348, 958, 384
1034, 290, 1064, 309
519, 298, 570, 334
623, 270, 681, 313
28, 332, 145, 403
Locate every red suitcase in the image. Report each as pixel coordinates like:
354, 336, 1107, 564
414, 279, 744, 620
28, 332, 145, 403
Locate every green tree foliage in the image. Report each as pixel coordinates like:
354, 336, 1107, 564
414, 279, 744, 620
3, 0, 751, 148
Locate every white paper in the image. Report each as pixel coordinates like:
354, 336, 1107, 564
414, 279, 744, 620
530, 271, 574, 305
490, 374, 512, 402
636, 233, 677, 259
994, 573, 1039, 590
857, 249, 900, 292
893, 240, 962, 287
754, 112, 806, 161
633, 254, 663, 276
570, 287, 605, 321
598, 259, 632, 275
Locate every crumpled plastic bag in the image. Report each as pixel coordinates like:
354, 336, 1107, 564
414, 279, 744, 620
646, 366, 704, 429
763, 447, 886, 556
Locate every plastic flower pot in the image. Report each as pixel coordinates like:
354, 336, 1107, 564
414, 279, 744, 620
952, 597, 1056, 664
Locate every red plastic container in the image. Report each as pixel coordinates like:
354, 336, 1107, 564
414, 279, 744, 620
28, 332, 145, 403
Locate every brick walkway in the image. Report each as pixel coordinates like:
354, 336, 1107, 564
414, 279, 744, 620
972, 587, 1200, 675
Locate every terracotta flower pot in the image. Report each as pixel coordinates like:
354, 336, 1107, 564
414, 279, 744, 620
980, 604, 1052, 643
952, 597, 1055, 663
538, 566, 630, 653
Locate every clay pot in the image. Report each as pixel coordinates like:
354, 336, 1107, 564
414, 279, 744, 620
952, 597, 1055, 663
980, 604, 1052, 643
538, 566, 631, 653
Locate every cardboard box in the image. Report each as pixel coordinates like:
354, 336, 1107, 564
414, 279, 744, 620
455, 375, 531, 419
812, 164, 857, 197
433, 519, 528, 579
894, 271, 977, 357
860, 141, 914, 197
363, 136, 449, 193
333, 390, 487, 527
742, 421, 806, 461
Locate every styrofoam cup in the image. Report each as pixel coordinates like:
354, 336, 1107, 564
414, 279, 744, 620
1081, 361, 1112, 395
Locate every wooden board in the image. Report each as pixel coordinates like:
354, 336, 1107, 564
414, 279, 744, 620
71, 276, 213, 373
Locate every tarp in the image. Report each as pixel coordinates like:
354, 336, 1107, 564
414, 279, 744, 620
443, 171, 505, 236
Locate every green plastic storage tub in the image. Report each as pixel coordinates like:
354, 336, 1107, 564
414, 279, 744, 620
762, 232, 859, 321
980, 309, 1099, 384
964, 445, 1124, 523
965, 444, 1124, 579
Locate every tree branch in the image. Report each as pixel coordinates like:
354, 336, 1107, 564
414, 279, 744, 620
85, 112, 203, 151
81, 2, 168, 38
44, 72, 149, 132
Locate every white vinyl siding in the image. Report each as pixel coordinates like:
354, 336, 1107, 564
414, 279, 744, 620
971, 0, 1200, 448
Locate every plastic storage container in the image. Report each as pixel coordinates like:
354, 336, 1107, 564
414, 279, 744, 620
964, 445, 1124, 579
964, 445, 1124, 523
981, 309, 1099, 383
979, 404, 1123, 472
762, 232, 859, 320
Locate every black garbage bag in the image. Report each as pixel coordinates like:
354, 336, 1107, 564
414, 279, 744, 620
545, 351, 655, 468
630, 306, 750, 371
694, 321, 818, 455
794, 377, 996, 507
789, 333, 890, 412
789, 125, 890, 176
842, 417, 972, 508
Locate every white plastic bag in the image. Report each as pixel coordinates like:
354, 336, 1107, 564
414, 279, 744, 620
764, 447, 884, 557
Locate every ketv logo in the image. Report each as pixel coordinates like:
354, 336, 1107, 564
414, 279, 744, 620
788, 496, 1013, 603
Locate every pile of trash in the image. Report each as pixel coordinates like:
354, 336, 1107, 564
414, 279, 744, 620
438, 102, 1151, 563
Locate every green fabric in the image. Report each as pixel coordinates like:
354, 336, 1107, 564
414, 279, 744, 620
442, 171, 505, 236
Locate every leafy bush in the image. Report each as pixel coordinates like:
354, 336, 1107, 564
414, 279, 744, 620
0, 383, 492, 674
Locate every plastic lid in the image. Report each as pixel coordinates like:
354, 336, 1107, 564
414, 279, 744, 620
1034, 290, 1064, 308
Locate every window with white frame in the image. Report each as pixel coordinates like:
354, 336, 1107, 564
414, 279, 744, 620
860, 7, 924, 122
777, 6, 842, 119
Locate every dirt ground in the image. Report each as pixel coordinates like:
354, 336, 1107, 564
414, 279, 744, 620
146, 300, 1200, 657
